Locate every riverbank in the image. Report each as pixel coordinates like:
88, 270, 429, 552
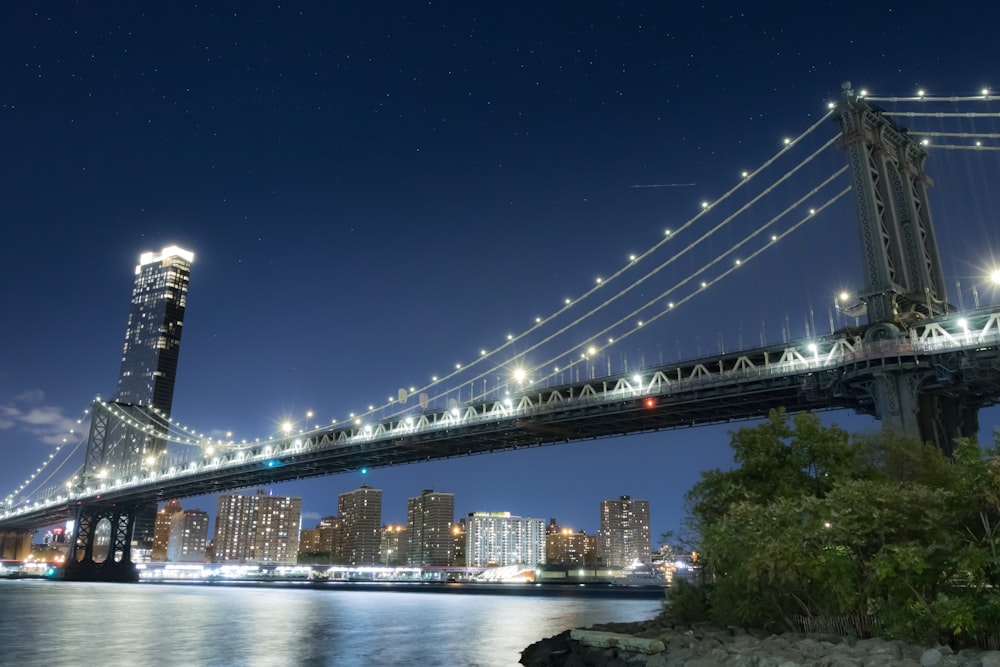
521, 618, 1000, 666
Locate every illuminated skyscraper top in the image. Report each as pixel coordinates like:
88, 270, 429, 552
114, 246, 194, 416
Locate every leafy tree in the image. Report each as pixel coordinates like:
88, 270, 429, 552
668, 410, 1000, 648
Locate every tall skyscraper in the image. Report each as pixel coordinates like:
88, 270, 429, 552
166, 509, 209, 563
115, 246, 194, 416
598, 495, 651, 567
338, 486, 382, 566
406, 489, 454, 566
151, 499, 183, 561
213, 490, 302, 564
465, 512, 546, 567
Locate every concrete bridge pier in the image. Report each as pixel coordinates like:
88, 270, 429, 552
0, 530, 33, 560
63, 502, 139, 582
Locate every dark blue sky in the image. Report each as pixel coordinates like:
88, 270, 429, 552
3, 3, 999, 538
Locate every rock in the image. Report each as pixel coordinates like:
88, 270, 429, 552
855, 637, 903, 658
520, 630, 573, 666
569, 630, 665, 654
922, 647, 944, 667
981, 652, 1000, 667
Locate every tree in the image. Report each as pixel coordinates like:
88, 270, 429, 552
669, 410, 1000, 647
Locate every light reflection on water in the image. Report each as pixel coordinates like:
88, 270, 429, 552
0, 580, 661, 666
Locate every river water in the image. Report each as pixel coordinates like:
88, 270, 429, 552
0, 580, 662, 666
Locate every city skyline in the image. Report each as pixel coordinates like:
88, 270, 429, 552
3, 4, 1000, 539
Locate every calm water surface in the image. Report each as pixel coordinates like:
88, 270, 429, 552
0, 580, 661, 666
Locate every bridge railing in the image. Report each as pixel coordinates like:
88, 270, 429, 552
4, 309, 1000, 524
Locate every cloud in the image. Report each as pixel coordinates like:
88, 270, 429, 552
14, 389, 46, 403
0, 392, 87, 447
301, 511, 321, 522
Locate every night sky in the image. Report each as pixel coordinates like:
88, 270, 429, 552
3, 3, 999, 540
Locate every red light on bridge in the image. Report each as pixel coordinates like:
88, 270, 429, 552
644, 398, 656, 408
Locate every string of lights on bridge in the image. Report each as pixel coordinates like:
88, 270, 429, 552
6, 87, 1000, 506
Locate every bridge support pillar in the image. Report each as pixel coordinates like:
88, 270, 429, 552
64, 502, 140, 582
0, 530, 33, 560
869, 369, 981, 456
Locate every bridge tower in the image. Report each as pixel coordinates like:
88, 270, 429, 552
66, 246, 194, 581
836, 82, 974, 450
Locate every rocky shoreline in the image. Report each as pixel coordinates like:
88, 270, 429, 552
520, 618, 1000, 667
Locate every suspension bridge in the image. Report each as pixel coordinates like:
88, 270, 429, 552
2, 83, 1000, 580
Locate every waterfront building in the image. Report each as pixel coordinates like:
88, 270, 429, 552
598, 495, 651, 566
300, 516, 347, 564
451, 517, 466, 566
380, 525, 407, 566
213, 490, 302, 564
338, 486, 382, 566
166, 509, 209, 563
545, 523, 596, 567
465, 512, 545, 567
151, 499, 182, 560
299, 527, 320, 554
405, 489, 454, 566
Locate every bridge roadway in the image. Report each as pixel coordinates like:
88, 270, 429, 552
3, 307, 1000, 532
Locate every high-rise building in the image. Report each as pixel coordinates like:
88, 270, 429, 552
213, 490, 302, 564
545, 522, 596, 567
115, 246, 194, 416
465, 512, 546, 567
299, 515, 346, 563
451, 517, 466, 566
151, 499, 182, 560
380, 525, 407, 566
598, 495, 651, 567
166, 509, 209, 563
406, 489, 454, 566
338, 486, 382, 565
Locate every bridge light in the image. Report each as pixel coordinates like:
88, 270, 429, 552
808, 343, 818, 354
360, 467, 368, 475
633, 374, 642, 386
838, 291, 850, 302
990, 269, 1000, 285
513, 368, 526, 383
917, 89, 925, 98
644, 398, 655, 408
983, 87, 991, 97
958, 318, 969, 330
